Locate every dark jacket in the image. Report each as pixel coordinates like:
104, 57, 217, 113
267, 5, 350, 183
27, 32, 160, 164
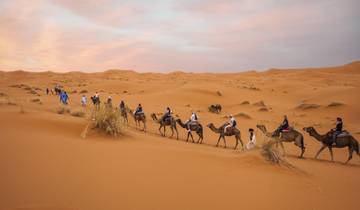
336, 121, 343, 132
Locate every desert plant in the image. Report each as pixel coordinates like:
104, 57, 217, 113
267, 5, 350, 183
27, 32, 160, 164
57, 107, 70, 114
30, 98, 41, 103
260, 140, 296, 169
71, 111, 85, 118
92, 105, 123, 137
260, 141, 282, 164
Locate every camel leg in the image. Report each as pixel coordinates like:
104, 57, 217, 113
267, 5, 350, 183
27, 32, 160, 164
196, 132, 201, 144
159, 125, 163, 136
175, 126, 179, 140
189, 132, 194, 143
345, 147, 353, 164
299, 147, 305, 159
328, 147, 334, 162
315, 145, 327, 159
234, 137, 238, 150
186, 132, 190, 142
238, 136, 244, 150
216, 135, 222, 147
143, 122, 146, 132
170, 126, 174, 138
223, 136, 227, 148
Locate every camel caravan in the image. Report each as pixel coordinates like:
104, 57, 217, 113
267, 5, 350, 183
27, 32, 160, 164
85, 93, 359, 164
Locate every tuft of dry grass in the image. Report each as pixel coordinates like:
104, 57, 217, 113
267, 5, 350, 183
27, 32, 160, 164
80, 90, 88, 94
253, 100, 266, 107
296, 103, 321, 110
71, 111, 85, 118
240, 101, 250, 105
327, 102, 344, 108
260, 141, 282, 164
30, 98, 41, 103
57, 107, 71, 114
91, 105, 123, 137
260, 141, 298, 170
216, 91, 222, 96
258, 107, 269, 112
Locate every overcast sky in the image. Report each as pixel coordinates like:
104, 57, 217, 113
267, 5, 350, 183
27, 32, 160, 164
0, 0, 359, 72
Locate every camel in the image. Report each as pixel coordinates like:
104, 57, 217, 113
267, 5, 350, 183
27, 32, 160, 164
208, 104, 222, 114
119, 106, 128, 123
256, 124, 305, 158
129, 109, 146, 131
176, 119, 204, 143
151, 113, 178, 139
207, 123, 243, 150
303, 127, 359, 164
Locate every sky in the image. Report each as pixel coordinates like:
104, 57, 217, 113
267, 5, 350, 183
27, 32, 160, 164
0, 0, 359, 72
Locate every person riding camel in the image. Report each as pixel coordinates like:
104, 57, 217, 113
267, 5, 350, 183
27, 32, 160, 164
224, 115, 237, 133
273, 115, 289, 137
119, 100, 125, 110
134, 104, 144, 115
330, 117, 343, 145
160, 107, 172, 122
185, 111, 199, 132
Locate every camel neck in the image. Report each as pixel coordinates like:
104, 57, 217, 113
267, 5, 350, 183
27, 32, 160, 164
311, 129, 325, 142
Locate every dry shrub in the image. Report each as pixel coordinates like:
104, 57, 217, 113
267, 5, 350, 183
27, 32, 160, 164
208, 104, 222, 113
57, 107, 71, 114
260, 141, 282, 164
258, 107, 268, 112
260, 140, 297, 169
0, 92, 7, 97
92, 106, 123, 137
71, 111, 85, 118
216, 91, 222, 96
28, 90, 40, 96
327, 102, 344, 107
296, 103, 320, 110
253, 101, 266, 107
80, 90, 88, 94
243, 86, 260, 91
240, 101, 250, 105
31, 98, 41, 103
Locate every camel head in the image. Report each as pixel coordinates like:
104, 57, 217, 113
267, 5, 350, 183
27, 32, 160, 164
303, 127, 315, 136
256, 124, 267, 132
150, 113, 157, 121
206, 123, 214, 128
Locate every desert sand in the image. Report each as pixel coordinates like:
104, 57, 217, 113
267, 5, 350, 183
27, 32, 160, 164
0, 61, 360, 210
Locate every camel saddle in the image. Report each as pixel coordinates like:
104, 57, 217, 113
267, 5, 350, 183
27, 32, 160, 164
282, 127, 293, 132
337, 130, 350, 137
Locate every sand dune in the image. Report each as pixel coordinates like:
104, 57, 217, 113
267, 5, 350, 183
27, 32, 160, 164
1, 62, 360, 210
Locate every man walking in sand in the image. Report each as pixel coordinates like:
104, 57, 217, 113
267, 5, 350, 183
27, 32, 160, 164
81, 95, 87, 107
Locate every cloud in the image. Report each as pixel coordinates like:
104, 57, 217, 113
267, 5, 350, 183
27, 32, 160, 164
0, 0, 359, 72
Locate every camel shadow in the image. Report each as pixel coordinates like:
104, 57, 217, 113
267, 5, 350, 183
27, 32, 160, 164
285, 154, 360, 167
